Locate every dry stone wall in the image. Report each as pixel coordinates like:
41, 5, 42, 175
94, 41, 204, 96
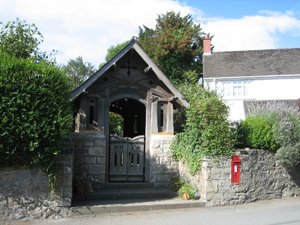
0, 148, 73, 221
179, 149, 300, 206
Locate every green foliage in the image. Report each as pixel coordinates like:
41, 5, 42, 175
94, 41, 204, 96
272, 106, 300, 168
178, 182, 197, 200
171, 84, 234, 174
0, 18, 55, 62
109, 112, 124, 136
99, 41, 129, 69
138, 11, 205, 85
272, 113, 300, 147
105, 41, 129, 62
237, 101, 300, 168
237, 115, 279, 152
170, 176, 197, 199
62, 56, 96, 90
0, 51, 72, 172
276, 144, 300, 168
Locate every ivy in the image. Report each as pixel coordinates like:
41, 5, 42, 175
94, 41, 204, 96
171, 84, 234, 174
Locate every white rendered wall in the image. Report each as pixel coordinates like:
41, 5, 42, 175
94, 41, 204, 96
205, 75, 300, 121
246, 78, 300, 100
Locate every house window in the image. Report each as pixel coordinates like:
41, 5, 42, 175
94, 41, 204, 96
216, 80, 250, 98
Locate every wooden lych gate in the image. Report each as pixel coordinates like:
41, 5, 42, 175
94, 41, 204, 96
70, 38, 188, 184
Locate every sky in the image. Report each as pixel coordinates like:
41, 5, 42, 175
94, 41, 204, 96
1, 0, 300, 66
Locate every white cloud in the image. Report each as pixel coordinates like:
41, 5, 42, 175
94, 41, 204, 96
1, 1, 300, 65
0, 0, 194, 65
200, 11, 300, 52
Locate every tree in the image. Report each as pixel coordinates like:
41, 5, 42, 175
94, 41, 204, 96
99, 40, 129, 68
62, 56, 96, 90
0, 18, 54, 62
138, 11, 205, 84
105, 41, 129, 62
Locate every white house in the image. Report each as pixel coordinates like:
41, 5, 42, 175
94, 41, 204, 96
202, 36, 300, 121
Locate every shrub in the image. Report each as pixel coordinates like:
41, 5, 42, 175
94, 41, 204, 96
276, 144, 300, 168
171, 84, 234, 174
170, 176, 198, 200
237, 115, 279, 152
0, 51, 72, 173
178, 182, 198, 200
238, 101, 300, 168
272, 113, 300, 146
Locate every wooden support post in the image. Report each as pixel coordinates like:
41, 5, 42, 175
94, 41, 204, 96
79, 96, 88, 131
166, 102, 174, 134
97, 96, 105, 132
151, 101, 158, 133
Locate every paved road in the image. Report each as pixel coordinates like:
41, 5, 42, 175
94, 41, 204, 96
6, 197, 300, 225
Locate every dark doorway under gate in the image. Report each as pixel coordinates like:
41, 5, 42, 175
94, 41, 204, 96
109, 98, 146, 182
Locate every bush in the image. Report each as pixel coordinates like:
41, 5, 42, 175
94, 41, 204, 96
237, 115, 279, 152
276, 144, 300, 168
238, 101, 300, 168
171, 84, 233, 174
171, 176, 198, 200
178, 182, 197, 200
272, 113, 300, 147
0, 51, 72, 173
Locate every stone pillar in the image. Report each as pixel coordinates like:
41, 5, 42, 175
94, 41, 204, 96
149, 134, 178, 187
73, 132, 106, 186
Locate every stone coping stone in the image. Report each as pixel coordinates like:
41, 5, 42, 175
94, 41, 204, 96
150, 134, 175, 141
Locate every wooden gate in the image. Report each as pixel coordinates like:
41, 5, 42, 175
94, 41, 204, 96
109, 135, 145, 182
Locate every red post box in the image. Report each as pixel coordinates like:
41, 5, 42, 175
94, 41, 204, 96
231, 155, 240, 184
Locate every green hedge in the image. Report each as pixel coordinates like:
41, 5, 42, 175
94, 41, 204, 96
0, 51, 72, 172
237, 115, 279, 152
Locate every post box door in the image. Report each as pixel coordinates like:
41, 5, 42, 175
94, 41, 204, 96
231, 155, 240, 184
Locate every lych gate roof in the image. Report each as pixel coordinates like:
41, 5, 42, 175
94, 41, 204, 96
70, 38, 189, 108
203, 48, 300, 78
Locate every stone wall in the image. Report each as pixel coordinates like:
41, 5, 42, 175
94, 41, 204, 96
149, 134, 179, 187
55, 140, 74, 206
73, 132, 106, 187
0, 142, 73, 222
179, 149, 300, 206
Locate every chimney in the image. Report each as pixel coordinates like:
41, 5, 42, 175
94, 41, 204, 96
203, 34, 211, 55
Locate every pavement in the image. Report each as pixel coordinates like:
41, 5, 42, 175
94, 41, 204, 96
3, 197, 300, 225
71, 198, 206, 216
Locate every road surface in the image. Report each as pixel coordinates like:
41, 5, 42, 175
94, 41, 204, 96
5, 197, 300, 225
